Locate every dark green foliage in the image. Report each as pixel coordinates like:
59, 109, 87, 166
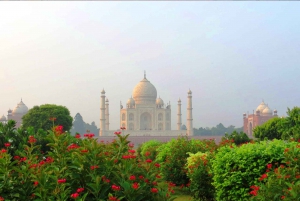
139, 140, 162, 161
22, 104, 72, 132
253, 117, 285, 140
212, 140, 297, 201
282, 107, 300, 140
224, 130, 250, 145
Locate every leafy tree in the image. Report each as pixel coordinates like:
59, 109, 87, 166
71, 113, 86, 135
224, 130, 250, 145
85, 121, 99, 135
283, 106, 300, 140
253, 117, 285, 140
22, 104, 72, 132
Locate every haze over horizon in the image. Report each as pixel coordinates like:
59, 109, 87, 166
1, 2, 300, 130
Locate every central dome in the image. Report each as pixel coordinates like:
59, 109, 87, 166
132, 76, 157, 105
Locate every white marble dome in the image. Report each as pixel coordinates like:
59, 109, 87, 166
256, 101, 267, 113
156, 97, 164, 106
132, 76, 157, 105
12, 100, 28, 114
262, 106, 273, 116
0, 115, 6, 121
127, 97, 135, 107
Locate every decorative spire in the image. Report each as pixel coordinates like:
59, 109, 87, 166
144, 71, 146, 79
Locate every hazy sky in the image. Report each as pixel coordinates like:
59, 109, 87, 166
1, 2, 300, 130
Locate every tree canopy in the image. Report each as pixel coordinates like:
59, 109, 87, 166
253, 106, 300, 141
193, 123, 243, 136
70, 113, 99, 135
22, 104, 73, 132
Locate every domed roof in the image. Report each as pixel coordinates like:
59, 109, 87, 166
12, 99, 28, 114
127, 97, 135, 105
132, 74, 157, 105
262, 106, 273, 116
0, 115, 6, 121
156, 97, 164, 106
256, 101, 267, 113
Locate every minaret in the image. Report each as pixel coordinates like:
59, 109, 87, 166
105, 98, 109, 130
177, 98, 182, 130
187, 89, 193, 136
99, 89, 106, 136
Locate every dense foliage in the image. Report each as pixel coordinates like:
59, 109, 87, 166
138, 140, 162, 161
156, 137, 217, 186
223, 130, 250, 146
212, 140, 298, 201
254, 107, 300, 141
193, 123, 243, 136
22, 104, 73, 132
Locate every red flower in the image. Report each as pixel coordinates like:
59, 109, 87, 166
128, 149, 135, 154
114, 131, 121, 135
1, 149, 7, 153
75, 134, 81, 138
0, 196, 4, 201
76, 188, 84, 193
109, 196, 120, 201
145, 151, 150, 156
155, 163, 160, 168
4, 143, 10, 147
146, 159, 152, 163
139, 175, 144, 179
120, 126, 126, 130
33, 181, 39, 186
249, 190, 258, 196
129, 175, 136, 181
28, 136, 37, 144
128, 143, 134, 148
112, 184, 121, 191
58, 179, 66, 183
266, 163, 272, 169
90, 165, 99, 170
281, 195, 285, 200
83, 133, 95, 139
151, 188, 158, 193
81, 149, 88, 153
70, 193, 79, 199
259, 174, 267, 181
132, 182, 139, 189
14, 156, 20, 160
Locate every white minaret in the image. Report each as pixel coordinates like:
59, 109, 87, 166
187, 89, 193, 136
177, 98, 182, 130
105, 98, 109, 130
99, 89, 106, 136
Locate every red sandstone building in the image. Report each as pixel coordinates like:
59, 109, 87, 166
243, 101, 277, 137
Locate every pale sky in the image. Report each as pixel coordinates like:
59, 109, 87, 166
1, 2, 300, 130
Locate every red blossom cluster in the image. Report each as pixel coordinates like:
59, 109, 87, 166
108, 195, 120, 201
55, 125, 63, 135
102, 176, 110, 183
114, 131, 121, 135
259, 173, 268, 181
129, 175, 136, 181
120, 126, 126, 130
122, 155, 136, 159
249, 185, 260, 196
67, 143, 80, 150
83, 133, 95, 139
128, 143, 134, 148
70, 188, 85, 199
90, 165, 99, 170
75, 133, 81, 138
58, 178, 66, 183
28, 136, 37, 144
151, 188, 158, 193
132, 182, 139, 189
4, 143, 10, 147
112, 184, 121, 191
81, 149, 88, 153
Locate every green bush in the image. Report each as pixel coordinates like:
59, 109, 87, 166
139, 140, 162, 161
156, 137, 217, 186
250, 142, 300, 201
223, 131, 250, 146
212, 140, 298, 201
186, 152, 215, 201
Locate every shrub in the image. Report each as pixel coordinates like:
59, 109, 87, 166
250, 142, 300, 201
223, 131, 251, 146
156, 137, 217, 186
212, 140, 298, 201
186, 152, 215, 201
139, 140, 162, 161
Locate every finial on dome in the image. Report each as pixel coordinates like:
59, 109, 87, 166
144, 71, 146, 79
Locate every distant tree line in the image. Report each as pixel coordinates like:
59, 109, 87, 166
70, 113, 99, 135
181, 123, 243, 136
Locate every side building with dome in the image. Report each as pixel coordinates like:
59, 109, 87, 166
99, 73, 193, 136
0, 99, 29, 128
243, 101, 278, 136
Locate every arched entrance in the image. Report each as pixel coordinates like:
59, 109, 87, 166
249, 122, 253, 136
140, 112, 152, 130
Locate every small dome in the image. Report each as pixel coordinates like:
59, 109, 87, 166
127, 97, 135, 106
262, 106, 273, 116
12, 100, 28, 114
188, 89, 192, 94
0, 115, 6, 121
256, 101, 267, 113
132, 75, 157, 105
156, 97, 164, 106
8, 109, 12, 113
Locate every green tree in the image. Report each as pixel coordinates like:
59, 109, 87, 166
22, 104, 72, 132
224, 130, 250, 145
70, 113, 86, 135
253, 117, 285, 140
283, 107, 300, 140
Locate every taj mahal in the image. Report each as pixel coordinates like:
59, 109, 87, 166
99, 73, 193, 136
